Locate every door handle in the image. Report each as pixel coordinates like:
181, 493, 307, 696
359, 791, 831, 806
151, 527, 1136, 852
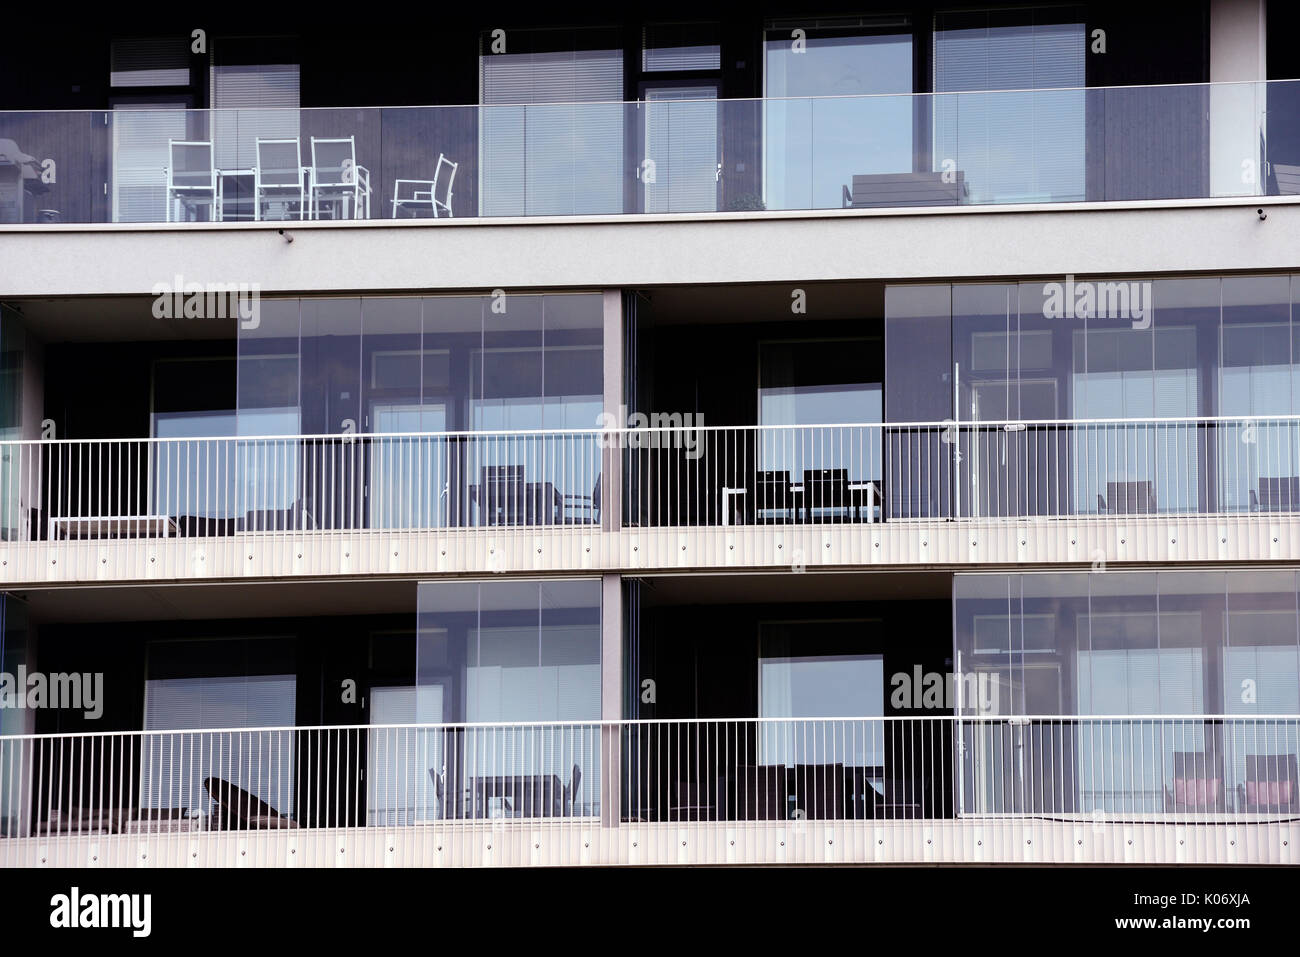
715, 162, 723, 183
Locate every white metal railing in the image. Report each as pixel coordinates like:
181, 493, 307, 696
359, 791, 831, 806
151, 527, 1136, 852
1, 716, 1296, 866
1, 417, 1298, 546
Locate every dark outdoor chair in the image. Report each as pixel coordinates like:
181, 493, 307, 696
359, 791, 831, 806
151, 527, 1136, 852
669, 781, 716, 821
203, 776, 297, 830
867, 777, 924, 820
561, 473, 602, 526
1239, 754, 1298, 813
734, 764, 788, 820
802, 469, 851, 523
476, 465, 525, 525
1101, 480, 1157, 515
1164, 751, 1226, 813
793, 763, 846, 819
1256, 477, 1300, 513
754, 471, 795, 524
562, 764, 583, 815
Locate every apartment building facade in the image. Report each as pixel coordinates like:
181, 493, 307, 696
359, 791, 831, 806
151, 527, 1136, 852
0, 1, 1298, 867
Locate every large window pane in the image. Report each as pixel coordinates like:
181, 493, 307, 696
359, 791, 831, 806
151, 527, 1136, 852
934, 9, 1085, 204
480, 39, 624, 216
416, 579, 601, 818
764, 23, 913, 210
142, 637, 296, 818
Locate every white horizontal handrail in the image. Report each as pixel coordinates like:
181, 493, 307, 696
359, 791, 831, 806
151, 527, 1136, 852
4, 713, 1297, 742
3, 415, 1298, 445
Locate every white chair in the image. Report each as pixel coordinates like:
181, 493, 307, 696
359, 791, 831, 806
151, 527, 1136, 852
391, 154, 458, 218
165, 140, 217, 222
255, 137, 304, 220
308, 136, 371, 219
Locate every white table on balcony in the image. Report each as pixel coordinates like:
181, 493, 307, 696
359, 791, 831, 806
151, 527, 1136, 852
48, 515, 179, 541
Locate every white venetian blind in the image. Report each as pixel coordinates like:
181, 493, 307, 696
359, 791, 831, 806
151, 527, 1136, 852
933, 13, 1085, 203
112, 101, 188, 223
643, 86, 718, 213
211, 60, 301, 172
480, 47, 624, 216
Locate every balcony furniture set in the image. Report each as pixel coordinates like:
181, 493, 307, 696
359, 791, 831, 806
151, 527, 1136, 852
1096, 479, 1157, 515
741, 469, 881, 525
428, 764, 584, 819
167, 137, 372, 222
1250, 476, 1300, 511
1163, 751, 1299, 815
468, 465, 599, 527
661, 763, 914, 822
165, 138, 458, 222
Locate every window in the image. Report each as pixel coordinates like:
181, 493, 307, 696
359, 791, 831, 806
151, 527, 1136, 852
758, 622, 884, 766
480, 30, 624, 216
758, 338, 882, 481
111, 37, 190, 88
643, 23, 721, 72
209, 38, 300, 220
933, 8, 1086, 203
417, 579, 601, 817
142, 638, 296, 815
764, 18, 914, 210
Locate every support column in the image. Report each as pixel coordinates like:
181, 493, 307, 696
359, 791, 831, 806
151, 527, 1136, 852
1209, 0, 1268, 196
600, 573, 623, 828
601, 289, 623, 532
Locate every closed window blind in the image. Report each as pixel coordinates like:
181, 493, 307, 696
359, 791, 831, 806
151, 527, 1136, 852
643, 86, 718, 213
111, 38, 190, 87
480, 47, 623, 215
642, 24, 721, 71
211, 59, 300, 172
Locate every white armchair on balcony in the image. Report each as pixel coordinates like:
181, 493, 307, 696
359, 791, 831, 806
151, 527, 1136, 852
308, 136, 371, 219
391, 153, 457, 218
164, 140, 217, 222
255, 137, 305, 220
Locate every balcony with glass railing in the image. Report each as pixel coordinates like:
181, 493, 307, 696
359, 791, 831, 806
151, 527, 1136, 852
1, 79, 1297, 226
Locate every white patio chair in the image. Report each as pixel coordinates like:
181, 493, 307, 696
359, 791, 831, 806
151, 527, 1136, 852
255, 137, 304, 220
165, 140, 217, 222
391, 154, 458, 218
308, 136, 371, 220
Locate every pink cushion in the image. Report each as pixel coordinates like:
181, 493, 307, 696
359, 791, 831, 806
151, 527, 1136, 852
1175, 777, 1220, 807
1246, 779, 1293, 806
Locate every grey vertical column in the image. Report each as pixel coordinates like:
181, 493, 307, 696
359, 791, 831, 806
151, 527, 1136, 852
601, 289, 623, 532
600, 573, 623, 829
600, 290, 625, 829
